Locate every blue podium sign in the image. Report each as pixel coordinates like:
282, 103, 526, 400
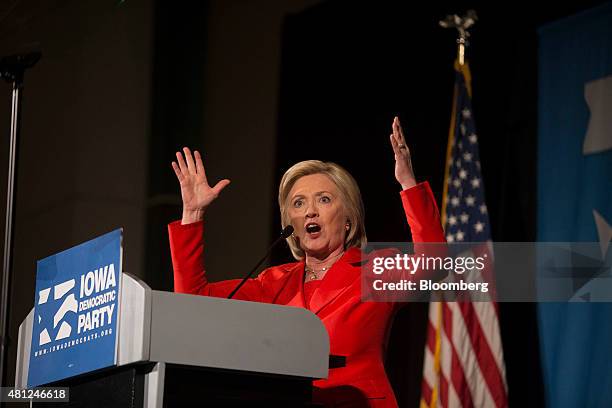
28, 229, 123, 387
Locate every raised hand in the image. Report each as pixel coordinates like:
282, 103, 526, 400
389, 116, 417, 190
172, 147, 231, 224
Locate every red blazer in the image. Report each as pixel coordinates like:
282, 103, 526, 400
168, 181, 445, 407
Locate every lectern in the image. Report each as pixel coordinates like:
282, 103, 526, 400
15, 273, 330, 407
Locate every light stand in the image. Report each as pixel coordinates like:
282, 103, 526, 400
0, 51, 40, 389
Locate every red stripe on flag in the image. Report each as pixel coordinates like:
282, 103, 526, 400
421, 378, 433, 406
458, 302, 508, 407
427, 320, 437, 352
451, 341, 473, 407
443, 302, 475, 408
440, 372, 449, 408
441, 303, 454, 408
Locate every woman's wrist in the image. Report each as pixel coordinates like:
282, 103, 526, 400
400, 177, 417, 190
181, 208, 205, 225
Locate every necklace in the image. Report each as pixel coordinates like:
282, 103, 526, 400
304, 252, 344, 282
304, 265, 330, 281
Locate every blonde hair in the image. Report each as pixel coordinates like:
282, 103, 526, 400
278, 160, 367, 260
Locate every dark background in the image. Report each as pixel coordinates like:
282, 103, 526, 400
0, 0, 608, 406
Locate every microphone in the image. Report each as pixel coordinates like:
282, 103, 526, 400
0, 52, 41, 82
280, 225, 295, 239
227, 225, 294, 299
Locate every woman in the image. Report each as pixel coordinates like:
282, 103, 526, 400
168, 117, 446, 407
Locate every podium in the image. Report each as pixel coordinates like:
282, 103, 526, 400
15, 274, 330, 407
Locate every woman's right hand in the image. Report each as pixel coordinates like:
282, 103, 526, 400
172, 147, 231, 224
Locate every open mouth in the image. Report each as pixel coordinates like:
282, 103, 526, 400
305, 223, 321, 234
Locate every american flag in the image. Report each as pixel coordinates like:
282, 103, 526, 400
420, 61, 508, 408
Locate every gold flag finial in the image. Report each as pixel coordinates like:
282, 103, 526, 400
439, 10, 477, 65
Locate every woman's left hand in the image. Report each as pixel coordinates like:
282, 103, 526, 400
389, 116, 417, 189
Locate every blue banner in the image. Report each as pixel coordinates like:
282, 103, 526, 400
538, 3, 612, 407
28, 229, 122, 387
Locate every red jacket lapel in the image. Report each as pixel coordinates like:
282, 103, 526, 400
275, 261, 307, 309
308, 247, 363, 315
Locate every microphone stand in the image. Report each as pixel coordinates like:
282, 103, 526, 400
228, 226, 293, 300
0, 52, 40, 389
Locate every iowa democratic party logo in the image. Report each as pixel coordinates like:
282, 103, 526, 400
36, 278, 78, 346
28, 229, 122, 387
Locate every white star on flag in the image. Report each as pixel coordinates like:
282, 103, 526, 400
453, 178, 461, 188
455, 230, 465, 241
459, 169, 468, 179
463, 152, 473, 162
462, 108, 471, 119
449, 215, 458, 226
480, 204, 487, 214
468, 133, 478, 144
446, 233, 455, 242
451, 197, 460, 207
460, 212, 469, 223
474, 221, 484, 233
465, 195, 475, 206
471, 177, 481, 188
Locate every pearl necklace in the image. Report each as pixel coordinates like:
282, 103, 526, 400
304, 252, 344, 282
